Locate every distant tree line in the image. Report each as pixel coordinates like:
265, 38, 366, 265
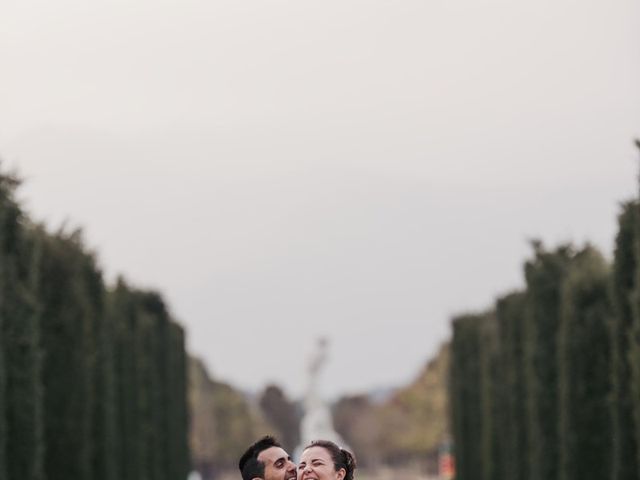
450, 177, 640, 479
0, 170, 190, 480
189, 355, 302, 480
332, 344, 450, 472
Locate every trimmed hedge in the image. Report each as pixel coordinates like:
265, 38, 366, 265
0, 170, 190, 480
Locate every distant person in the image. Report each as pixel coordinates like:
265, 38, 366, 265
239, 436, 297, 480
297, 440, 357, 480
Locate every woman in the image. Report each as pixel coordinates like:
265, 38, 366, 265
297, 440, 357, 480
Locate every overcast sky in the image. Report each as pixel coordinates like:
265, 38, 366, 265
1, 0, 639, 398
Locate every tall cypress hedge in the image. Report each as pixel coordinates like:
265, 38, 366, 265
449, 146, 640, 480
110, 281, 190, 480
138, 292, 169, 480
169, 322, 191, 480
478, 312, 503, 480
0, 321, 5, 480
558, 247, 612, 480
91, 263, 117, 480
632, 210, 640, 476
0, 164, 191, 480
633, 142, 640, 479
495, 292, 528, 480
2, 230, 44, 480
111, 280, 144, 480
0, 172, 14, 480
0, 172, 44, 480
610, 201, 639, 480
523, 243, 573, 480
450, 313, 487, 480
0, 312, 5, 480
38, 230, 101, 480
450, 244, 620, 480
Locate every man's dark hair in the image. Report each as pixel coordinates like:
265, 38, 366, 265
239, 435, 283, 480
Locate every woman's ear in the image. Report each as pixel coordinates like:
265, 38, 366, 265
336, 468, 346, 480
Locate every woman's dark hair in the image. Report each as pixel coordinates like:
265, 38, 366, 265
304, 440, 357, 480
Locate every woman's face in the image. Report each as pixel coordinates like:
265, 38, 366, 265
298, 447, 345, 480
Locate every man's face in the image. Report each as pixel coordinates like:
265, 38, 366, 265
257, 446, 296, 480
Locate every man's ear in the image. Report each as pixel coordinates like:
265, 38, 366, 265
252, 476, 263, 480
336, 469, 346, 480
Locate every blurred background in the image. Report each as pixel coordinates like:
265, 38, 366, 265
0, 1, 639, 480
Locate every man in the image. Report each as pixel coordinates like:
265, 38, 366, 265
239, 436, 297, 480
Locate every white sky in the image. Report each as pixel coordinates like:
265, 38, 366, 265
1, 0, 639, 398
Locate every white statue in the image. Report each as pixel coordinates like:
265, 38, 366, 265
296, 338, 344, 458
306, 337, 328, 405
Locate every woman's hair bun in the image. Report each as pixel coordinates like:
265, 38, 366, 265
341, 448, 357, 479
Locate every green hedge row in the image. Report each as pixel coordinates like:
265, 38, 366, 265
450, 195, 640, 480
0, 171, 190, 480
